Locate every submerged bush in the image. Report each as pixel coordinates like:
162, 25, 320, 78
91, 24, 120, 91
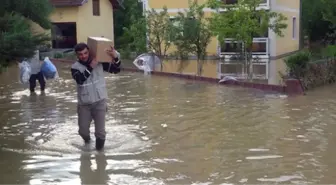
284, 50, 312, 77
284, 50, 336, 90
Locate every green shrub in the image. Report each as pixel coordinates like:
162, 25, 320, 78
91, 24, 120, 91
0, 63, 3, 73
53, 52, 63, 59
284, 50, 312, 77
63, 52, 77, 60
119, 49, 131, 59
321, 45, 336, 58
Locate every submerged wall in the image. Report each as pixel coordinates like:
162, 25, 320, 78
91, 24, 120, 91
160, 60, 218, 79
51, 58, 305, 96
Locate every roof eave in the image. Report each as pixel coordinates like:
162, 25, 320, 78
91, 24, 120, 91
50, 0, 88, 7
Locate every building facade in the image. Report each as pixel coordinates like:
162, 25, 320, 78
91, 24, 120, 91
32, 0, 122, 49
142, 0, 301, 85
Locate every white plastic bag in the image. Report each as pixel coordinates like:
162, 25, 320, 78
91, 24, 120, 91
41, 57, 59, 80
133, 59, 151, 74
19, 60, 31, 84
133, 53, 161, 75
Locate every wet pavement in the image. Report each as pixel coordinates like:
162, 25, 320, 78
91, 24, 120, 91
0, 62, 336, 184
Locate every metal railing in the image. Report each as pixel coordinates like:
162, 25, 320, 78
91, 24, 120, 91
219, 37, 269, 58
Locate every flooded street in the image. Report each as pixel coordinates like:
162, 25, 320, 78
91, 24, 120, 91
1, 62, 336, 184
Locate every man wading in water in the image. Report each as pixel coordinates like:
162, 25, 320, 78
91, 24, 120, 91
71, 43, 121, 151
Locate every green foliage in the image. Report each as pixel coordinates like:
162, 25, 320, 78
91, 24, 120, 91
284, 50, 311, 76
118, 49, 132, 59
208, 0, 287, 48
284, 57, 336, 90
0, 0, 53, 29
207, 0, 287, 79
321, 45, 336, 58
283, 46, 336, 90
0, 63, 7, 73
121, 17, 147, 56
302, 0, 336, 42
321, 0, 336, 28
114, 0, 146, 57
171, 0, 212, 61
146, 7, 174, 57
0, 13, 50, 63
53, 52, 64, 59
0, 0, 53, 67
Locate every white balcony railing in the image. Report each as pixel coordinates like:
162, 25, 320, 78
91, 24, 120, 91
217, 61, 269, 80
217, 37, 269, 80
219, 37, 269, 59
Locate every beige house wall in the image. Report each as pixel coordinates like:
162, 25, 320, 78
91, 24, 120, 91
30, 0, 114, 48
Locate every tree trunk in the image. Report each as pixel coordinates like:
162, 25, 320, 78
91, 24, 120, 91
159, 55, 163, 72
244, 49, 248, 80
244, 48, 253, 81
248, 57, 253, 81
197, 59, 202, 76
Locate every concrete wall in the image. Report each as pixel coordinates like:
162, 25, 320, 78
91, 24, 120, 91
275, 0, 300, 9
268, 58, 287, 85
272, 0, 300, 56
159, 60, 218, 79
268, 0, 300, 85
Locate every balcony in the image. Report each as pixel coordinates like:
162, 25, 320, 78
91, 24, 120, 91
219, 37, 269, 59
217, 37, 269, 80
219, 0, 270, 10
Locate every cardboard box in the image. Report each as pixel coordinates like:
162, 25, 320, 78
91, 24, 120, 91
87, 36, 114, 62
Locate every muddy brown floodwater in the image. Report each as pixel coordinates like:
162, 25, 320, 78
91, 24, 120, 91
0, 62, 336, 184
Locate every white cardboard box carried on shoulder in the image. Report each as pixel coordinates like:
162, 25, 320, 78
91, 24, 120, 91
87, 36, 114, 63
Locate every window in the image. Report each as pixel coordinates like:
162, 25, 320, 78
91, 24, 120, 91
220, 42, 243, 53
93, 0, 100, 16
292, 17, 296, 39
222, 0, 238, 5
250, 42, 267, 53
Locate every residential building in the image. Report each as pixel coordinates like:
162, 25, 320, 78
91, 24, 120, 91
141, 0, 301, 85
32, 0, 123, 49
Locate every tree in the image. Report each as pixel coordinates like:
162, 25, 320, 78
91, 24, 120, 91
114, 0, 146, 56
121, 18, 147, 56
322, 0, 336, 25
0, 0, 52, 29
321, 0, 336, 43
146, 7, 174, 58
207, 0, 287, 80
302, 0, 335, 42
171, 0, 212, 75
0, 0, 52, 66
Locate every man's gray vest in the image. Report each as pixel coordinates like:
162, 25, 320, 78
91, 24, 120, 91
71, 62, 108, 105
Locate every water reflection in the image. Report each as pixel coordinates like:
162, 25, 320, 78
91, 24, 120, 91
79, 153, 109, 185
